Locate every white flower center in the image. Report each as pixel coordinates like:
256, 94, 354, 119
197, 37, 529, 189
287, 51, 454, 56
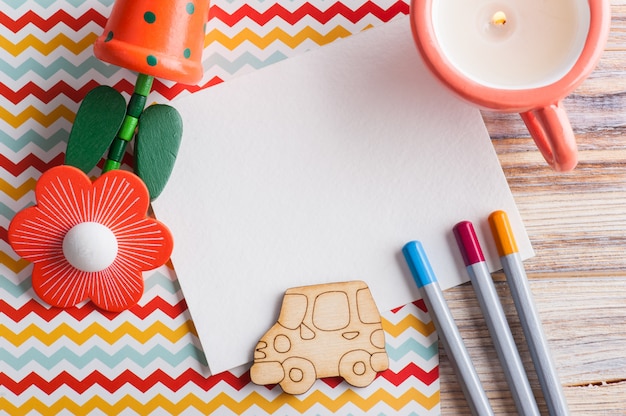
62, 222, 118, 272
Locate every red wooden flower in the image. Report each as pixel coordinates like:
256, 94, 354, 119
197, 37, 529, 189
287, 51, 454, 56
8, 165, 173, 312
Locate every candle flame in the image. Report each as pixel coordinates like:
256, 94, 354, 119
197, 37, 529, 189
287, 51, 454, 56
491, 11, 507, 26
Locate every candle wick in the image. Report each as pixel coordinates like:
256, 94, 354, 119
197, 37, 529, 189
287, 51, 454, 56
491, 11, 507, 26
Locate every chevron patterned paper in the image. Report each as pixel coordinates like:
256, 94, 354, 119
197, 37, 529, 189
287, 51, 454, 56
0, 0, 440, 414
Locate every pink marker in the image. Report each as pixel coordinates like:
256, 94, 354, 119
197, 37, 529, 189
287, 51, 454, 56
454, 221, 540, 416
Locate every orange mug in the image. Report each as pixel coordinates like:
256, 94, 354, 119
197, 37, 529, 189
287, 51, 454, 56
411, 0, 611, 171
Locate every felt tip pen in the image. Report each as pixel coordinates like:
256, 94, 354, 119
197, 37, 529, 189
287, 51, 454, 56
454, 221, 540, 416
402, 241, 494, 416
489, 210, 570, 416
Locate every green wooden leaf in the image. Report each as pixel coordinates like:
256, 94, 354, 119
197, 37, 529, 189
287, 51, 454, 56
135, 104, 183, 200
65, 85, 126, 173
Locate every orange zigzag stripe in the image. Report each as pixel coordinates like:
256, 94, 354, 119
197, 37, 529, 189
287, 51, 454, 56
0, 317, 432, 346
0, 388, 439, 414
0, 33, 98, 56
205, 26, 352, 50
0, 321, 194, 346
0, 177, 37, 201
0, 252, 31, 274
0, 105, 75, 128
382, 314, 435, 338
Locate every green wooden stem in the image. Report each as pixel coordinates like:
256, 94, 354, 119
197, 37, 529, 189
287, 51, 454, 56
102, 73, 154, 172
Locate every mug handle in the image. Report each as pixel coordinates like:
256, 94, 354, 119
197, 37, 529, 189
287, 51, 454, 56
520, 101, 578, 172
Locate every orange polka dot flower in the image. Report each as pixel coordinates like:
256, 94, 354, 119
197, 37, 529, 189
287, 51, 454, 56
8, 0, 208, 311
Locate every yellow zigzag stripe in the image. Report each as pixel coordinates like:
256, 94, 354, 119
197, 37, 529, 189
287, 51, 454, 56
0, 321, 195, 347
2, 27, 352, 56
1, 27, 353, 57
205, 26, 352, 50
0, 106, 75, 129
0, 177, 37, 200
0, 389, 440, 414
0, 252, 31, 274
381, 315, 436, 338
0, 33, 98, 56
1, 177, 39, 274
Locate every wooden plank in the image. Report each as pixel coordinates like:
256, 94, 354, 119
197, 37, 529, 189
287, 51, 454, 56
440, 275, 626, 414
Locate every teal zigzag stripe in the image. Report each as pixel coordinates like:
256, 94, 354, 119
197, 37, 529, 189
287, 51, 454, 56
0, 203, 22, 222
0, 129, 68, 152
0, 343, 208, 370
0, 271, 183, 298
385, 338, 438, 362
0, 57, 120, 81
0, 274, 32, 297
2, 0, 113, 10
144, 271, 182, 294
0, 200, 34, 220
1, 52, 288, 83
203, 51, 289, 75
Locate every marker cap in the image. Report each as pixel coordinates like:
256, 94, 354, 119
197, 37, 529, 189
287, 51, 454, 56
488, 210, 519, 256
402, 241, 438, 288
453, 221, 485, 266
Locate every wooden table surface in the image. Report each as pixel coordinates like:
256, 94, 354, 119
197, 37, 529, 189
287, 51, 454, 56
439, 2, 626, 414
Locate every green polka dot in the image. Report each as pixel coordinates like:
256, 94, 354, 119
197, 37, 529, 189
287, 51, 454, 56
104, 31, 113, 42
183, 48, 191, 59
147, 55, 158, 66
144, 11, 156, 23
186, 2, 195, 14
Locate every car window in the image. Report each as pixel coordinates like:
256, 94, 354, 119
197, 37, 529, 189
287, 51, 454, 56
356, 288, 380, 324
278, 293, 307, 329
313, 291, 349, 330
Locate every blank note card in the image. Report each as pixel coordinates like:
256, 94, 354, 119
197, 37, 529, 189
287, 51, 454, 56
152, 17, 533, 374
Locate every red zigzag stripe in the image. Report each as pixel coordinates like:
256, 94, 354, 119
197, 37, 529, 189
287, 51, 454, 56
0, 363, 436, 395
390, 299, 428, 314
0, 369, 249, 395
0, 78, 223, 105
0, 2, 408, 34
0, 153, 64, 176
209, 1, 409, 27
382, 362, 438, 387
0, 151, 133, 181
112, 78, 223, 101
0, 9, 107, 33
0, 296, 188, 322
113, 77, 220, 99
0, 81, 101, 105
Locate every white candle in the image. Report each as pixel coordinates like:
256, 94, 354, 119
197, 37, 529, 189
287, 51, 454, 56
432, 0, 590, 89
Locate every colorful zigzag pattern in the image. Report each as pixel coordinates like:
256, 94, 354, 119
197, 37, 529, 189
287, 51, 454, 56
0, 0, 440, 414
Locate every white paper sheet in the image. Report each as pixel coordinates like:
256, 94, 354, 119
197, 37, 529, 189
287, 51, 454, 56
152, 17, 534, 375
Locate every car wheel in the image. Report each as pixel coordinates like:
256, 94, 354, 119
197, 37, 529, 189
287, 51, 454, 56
279, 357, 316, 395
339, 349, 376, 387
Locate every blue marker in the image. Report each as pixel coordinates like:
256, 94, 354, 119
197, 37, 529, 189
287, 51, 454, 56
402, 241, 494, 416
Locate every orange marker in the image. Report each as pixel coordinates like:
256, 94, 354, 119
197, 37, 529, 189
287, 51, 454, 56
489, 211, 569, 416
